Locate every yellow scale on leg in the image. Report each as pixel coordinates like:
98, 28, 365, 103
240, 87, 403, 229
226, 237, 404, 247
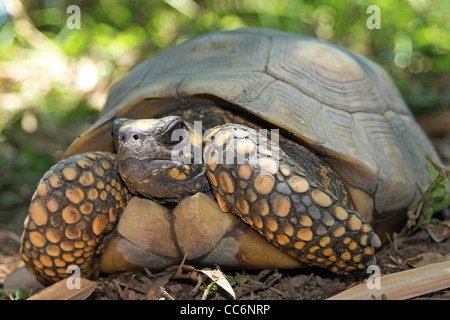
20, 152, 130, 284
204, 124, 381, 274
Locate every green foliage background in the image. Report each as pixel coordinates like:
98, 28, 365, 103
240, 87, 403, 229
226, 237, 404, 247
0, 0, 449, 231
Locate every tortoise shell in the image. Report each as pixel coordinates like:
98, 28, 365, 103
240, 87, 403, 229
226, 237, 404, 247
66, 28, 439, 234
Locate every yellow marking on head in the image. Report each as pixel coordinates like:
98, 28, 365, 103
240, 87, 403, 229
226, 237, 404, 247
176, 173, 187, 180
169, 168, 179, 179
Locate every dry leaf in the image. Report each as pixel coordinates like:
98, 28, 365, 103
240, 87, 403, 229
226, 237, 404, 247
405, 252, 450, 268
426, 222, 450, 243
27, 278, 97, 300
199, 269, 236, 299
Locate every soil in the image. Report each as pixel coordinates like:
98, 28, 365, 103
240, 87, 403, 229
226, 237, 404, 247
1, 221, 449, 300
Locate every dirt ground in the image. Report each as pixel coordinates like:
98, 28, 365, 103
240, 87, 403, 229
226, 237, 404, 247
1, 217, 449, 300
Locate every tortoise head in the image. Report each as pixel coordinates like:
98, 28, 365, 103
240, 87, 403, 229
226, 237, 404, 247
111, 116, 209, 203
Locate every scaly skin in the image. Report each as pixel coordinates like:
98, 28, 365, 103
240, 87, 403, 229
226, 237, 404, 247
20, 152, 130, 284
203, 124, 381, 274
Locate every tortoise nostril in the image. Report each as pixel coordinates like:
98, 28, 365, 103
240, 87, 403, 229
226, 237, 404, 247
121, 135, 126, 142
132, 134, 139, 140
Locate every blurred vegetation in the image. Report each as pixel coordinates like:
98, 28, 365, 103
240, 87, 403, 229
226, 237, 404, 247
0, 0, 449, 232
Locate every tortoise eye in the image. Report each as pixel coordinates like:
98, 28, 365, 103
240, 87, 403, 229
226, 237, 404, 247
161, 119, 187, 145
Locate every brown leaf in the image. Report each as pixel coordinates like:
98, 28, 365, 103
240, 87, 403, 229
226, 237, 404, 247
426, 222, 450, 243
27, 278, 97, 300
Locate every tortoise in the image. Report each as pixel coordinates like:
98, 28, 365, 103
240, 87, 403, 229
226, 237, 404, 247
20, 28, 440, 285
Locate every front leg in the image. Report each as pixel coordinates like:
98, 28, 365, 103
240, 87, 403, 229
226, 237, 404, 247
203, 124, 381, 274
20, 152, 130, 285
